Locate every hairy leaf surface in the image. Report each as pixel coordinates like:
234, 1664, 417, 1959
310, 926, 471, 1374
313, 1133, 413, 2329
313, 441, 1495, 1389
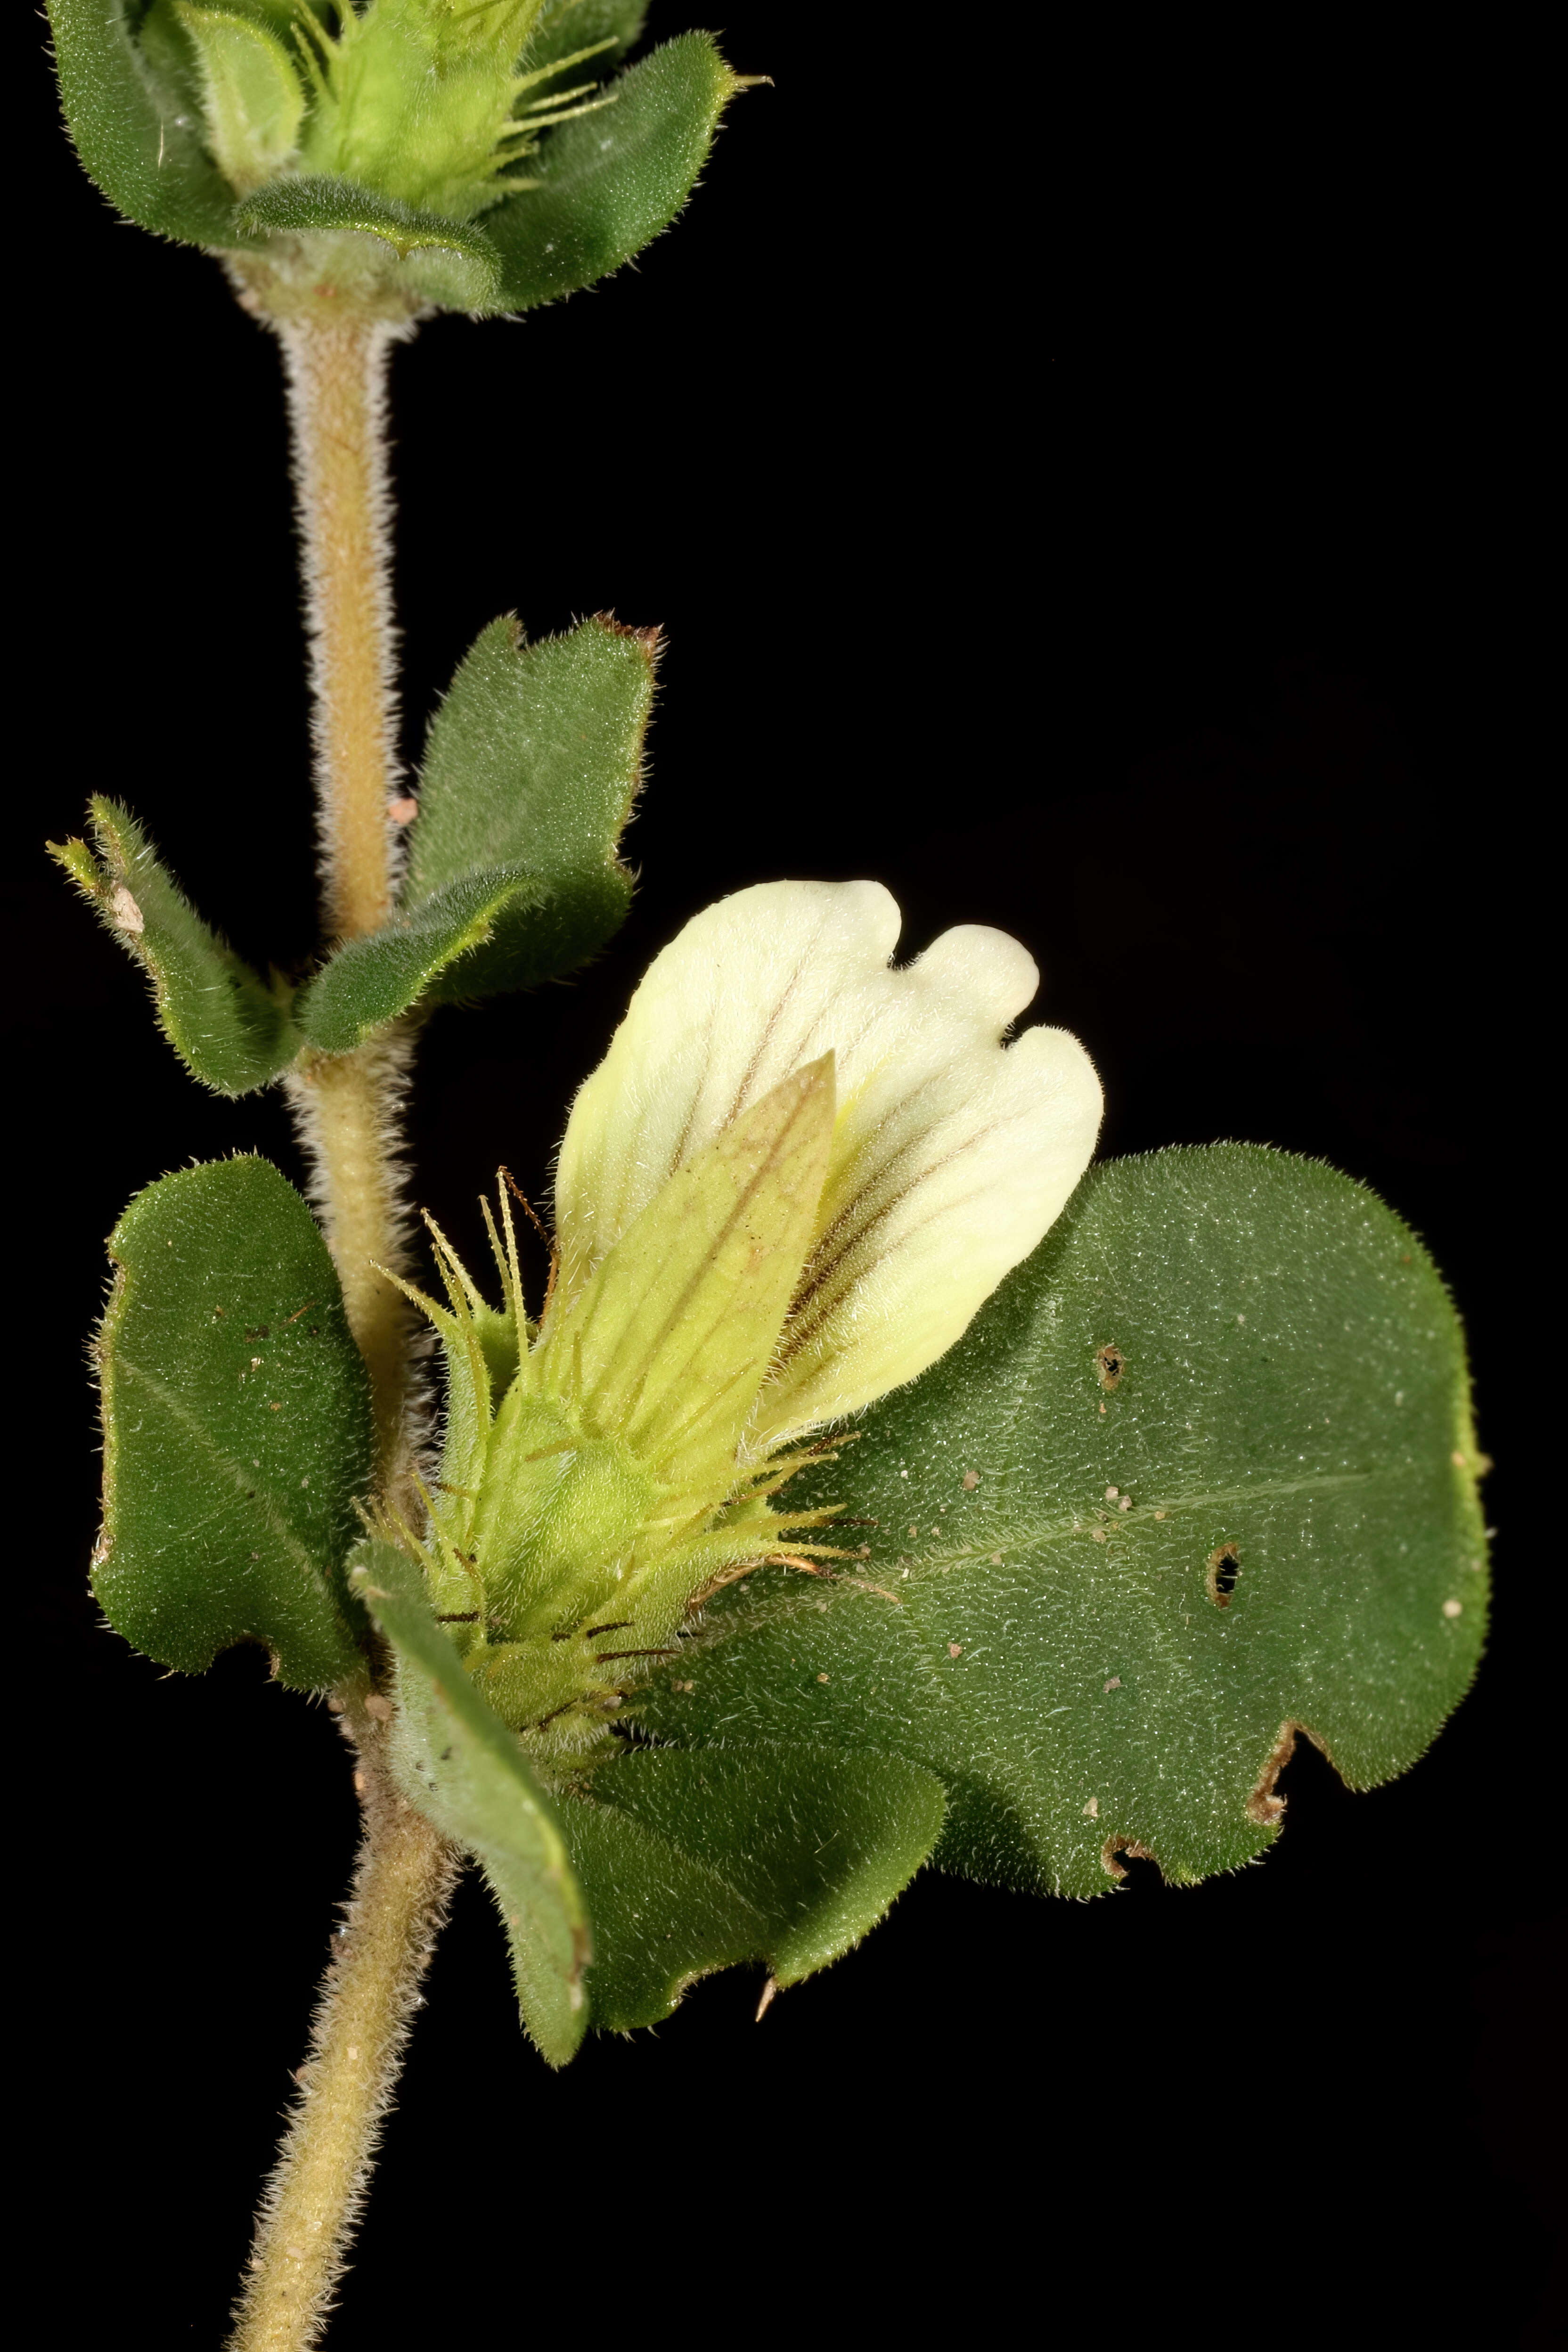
294, 866, 544, 1051
403, 615, 652, 996
358, 1544, 590, 2066
482, 35, 736, 312
558, 1744, 947, 2030
48, 0, 253, 245
632, 1148, 1488, 1897
97, 1158, 373, 1687
50, 801, 298, 1094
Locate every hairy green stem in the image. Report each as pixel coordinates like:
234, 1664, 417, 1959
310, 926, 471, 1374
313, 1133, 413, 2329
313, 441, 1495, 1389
231, 1707, 459, 2349
231, 305, 453, 2350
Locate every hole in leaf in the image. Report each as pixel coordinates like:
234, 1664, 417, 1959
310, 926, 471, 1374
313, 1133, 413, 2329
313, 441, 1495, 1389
1207, 1542, 1241, 1608
1101, 1834, 1160, 1883
1096, 1344, 1125, 1391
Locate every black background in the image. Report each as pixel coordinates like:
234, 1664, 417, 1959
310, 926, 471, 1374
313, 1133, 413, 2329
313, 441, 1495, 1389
16, 6, 1558, 2344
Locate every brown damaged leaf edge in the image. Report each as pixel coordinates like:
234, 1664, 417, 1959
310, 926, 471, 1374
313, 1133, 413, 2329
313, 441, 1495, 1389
1245, 1719, 1333, 1829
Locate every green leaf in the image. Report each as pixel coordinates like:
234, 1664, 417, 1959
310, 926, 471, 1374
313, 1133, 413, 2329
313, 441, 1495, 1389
49, 800, 299, 1096
235, 177, 503, 307
557, 1744, 947, 2031
294, 865, 544, 1053
172, 4, 305, 196
631, 1147, 1489, 1898
481, 33, 738, 313
96, 1157, 374, 1689
353, 1543, 591, 2066
48, 0, 252, 246
402, 614, 653, 998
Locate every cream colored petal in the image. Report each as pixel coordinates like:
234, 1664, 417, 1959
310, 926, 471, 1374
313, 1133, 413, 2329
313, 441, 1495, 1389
753, 1018, 1100, 1445
554, 880, 1102, 1433
555, 882, 903, 1298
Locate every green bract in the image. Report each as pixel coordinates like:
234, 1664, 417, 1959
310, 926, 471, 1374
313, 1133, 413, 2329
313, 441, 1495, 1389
48, 0, 739, 315
353, 1538, 593, 2062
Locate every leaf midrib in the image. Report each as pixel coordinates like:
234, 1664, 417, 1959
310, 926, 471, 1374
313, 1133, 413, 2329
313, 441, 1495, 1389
881, 1464, 1384, 1578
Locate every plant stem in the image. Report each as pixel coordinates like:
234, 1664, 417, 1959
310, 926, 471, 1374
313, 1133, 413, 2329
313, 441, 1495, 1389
278, 315, 403, 946
275, 314, 419, 1482
231, 306, 453, 2348
230, 1704, 459, 2351
288, 1033, 419, 1487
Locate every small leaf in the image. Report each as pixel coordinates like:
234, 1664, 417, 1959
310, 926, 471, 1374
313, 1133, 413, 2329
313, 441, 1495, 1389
294, 865, 544, 1053
482, 33, 738, 313
49, 800, 299, 1095
559, 1744, 947, 2031
96, 1158, 374, 1689
172, 4, 305, 196
354, 1543, 591, 2066
402, 614, 653, 998
48, 0, 254, 245
235, 177, 503, 307
632, 1147, 1489, 1897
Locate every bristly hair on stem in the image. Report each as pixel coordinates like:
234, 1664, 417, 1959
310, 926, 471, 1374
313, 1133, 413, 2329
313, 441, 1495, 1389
229, 1703, 460, 2351
232, 300, 446, 2344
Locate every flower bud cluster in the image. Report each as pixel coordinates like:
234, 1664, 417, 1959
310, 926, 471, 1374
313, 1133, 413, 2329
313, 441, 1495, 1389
146, 0, 617, 214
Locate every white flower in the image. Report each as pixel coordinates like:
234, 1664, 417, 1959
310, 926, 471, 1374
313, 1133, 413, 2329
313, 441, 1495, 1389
554, 879, 1102, 1444
392, 880, 1102, 1741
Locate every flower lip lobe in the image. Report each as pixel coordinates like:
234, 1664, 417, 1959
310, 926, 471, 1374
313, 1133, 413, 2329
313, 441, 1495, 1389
555, 880, 1103, 1440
